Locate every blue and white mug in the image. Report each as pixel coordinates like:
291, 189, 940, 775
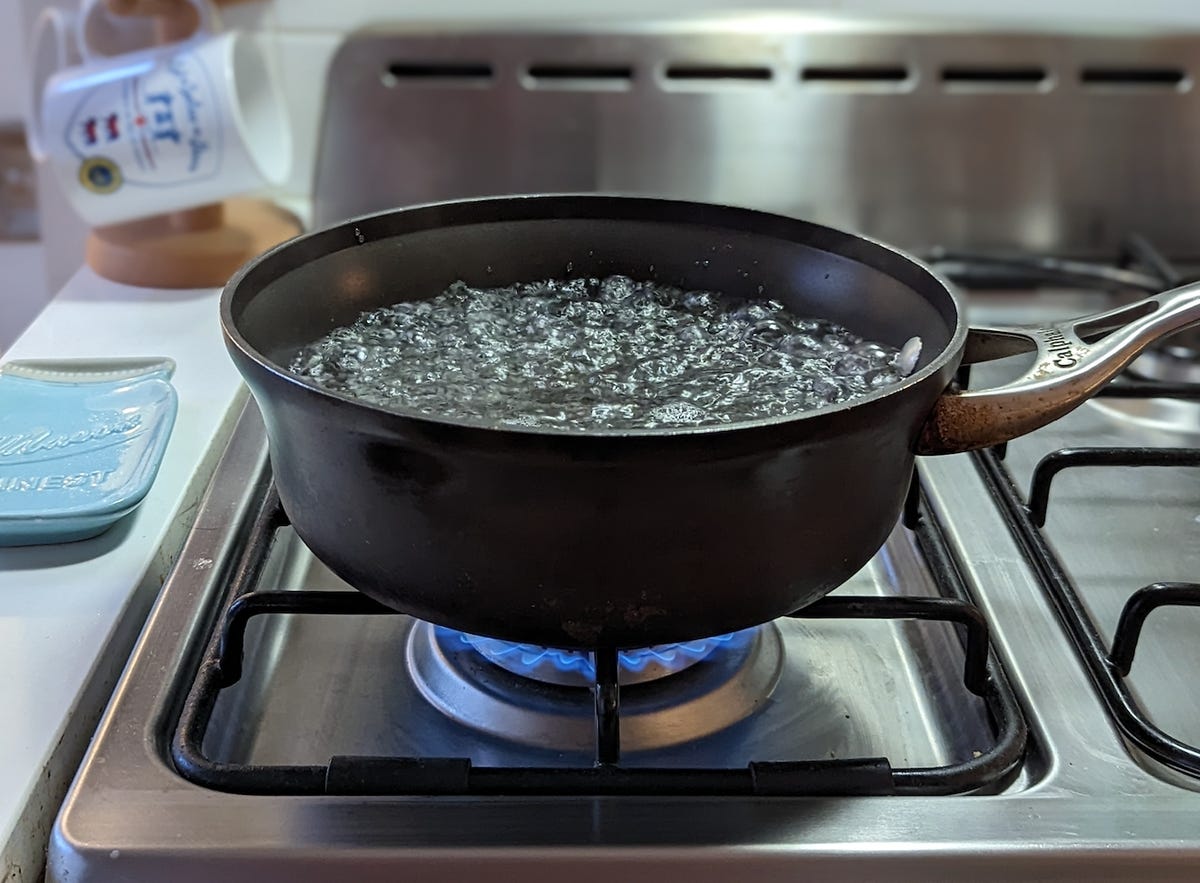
28, 0, 291, 227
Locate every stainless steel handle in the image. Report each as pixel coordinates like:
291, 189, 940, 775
916, 280, 1200, 455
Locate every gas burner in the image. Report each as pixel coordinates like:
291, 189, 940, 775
1089, 352, 1200, 435
1129, 345, 1200, 386
455, 631, 742, 687
406, 622, 783, 751
1089, 394, 1200, 435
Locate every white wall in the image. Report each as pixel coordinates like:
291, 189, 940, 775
0, 3, 30, 124
0, 243, 48, 354
230, 0, 1200, 32
1, 1, 49, 348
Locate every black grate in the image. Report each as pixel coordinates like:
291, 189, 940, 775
935, 235, 1200, 779
170, 477, 1027, 797
976, 448, 1200, 778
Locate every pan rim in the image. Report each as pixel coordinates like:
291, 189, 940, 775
220, 194, 968, 440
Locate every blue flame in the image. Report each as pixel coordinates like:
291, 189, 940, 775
451, 628, 751, 681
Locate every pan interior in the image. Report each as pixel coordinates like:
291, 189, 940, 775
228, 201, 959, 417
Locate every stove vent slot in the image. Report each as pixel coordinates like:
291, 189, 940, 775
1080, 66, 1188, 90
801, 64, 910, 86
941, 66, 1049, 89
663, 64, 774, 83
382, 61, 494, 86
525, 63, 634, 89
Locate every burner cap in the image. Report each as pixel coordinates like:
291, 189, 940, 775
1129, 348, 1200, 386
1091, 352, 1200, 434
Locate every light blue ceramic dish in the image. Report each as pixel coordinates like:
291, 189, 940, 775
0, 357, 177, 546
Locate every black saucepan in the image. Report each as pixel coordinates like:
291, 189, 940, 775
221, 196, 1200, 649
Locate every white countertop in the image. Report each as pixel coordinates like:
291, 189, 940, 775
0, 267, 246, 881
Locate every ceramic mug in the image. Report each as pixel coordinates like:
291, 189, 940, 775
27, 0, 291, 227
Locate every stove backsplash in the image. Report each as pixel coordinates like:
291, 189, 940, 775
308, 22, 1200, 257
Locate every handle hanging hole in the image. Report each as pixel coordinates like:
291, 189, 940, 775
1075, 299, 1160, 343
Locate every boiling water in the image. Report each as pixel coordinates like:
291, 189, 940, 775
290, 276, 915, 430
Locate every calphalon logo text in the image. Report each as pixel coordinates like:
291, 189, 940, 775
0, 415, 143, 460
1039, 328, 1079, 368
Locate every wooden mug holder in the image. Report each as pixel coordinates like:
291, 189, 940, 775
86, 199, 301, 288
84, 0, 300, 288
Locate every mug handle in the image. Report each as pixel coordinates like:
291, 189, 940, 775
75, 0, 216, 63
26, 7, 82, 162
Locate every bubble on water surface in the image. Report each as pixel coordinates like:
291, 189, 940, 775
648, 401, 709, 426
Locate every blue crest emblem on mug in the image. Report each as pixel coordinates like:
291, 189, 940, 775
78, 156, 122, 193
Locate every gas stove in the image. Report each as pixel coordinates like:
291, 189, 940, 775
44, 249, 1200, 882
43, 18, 1200, 882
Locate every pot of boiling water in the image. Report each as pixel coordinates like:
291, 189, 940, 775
222, 195, 1200, 649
